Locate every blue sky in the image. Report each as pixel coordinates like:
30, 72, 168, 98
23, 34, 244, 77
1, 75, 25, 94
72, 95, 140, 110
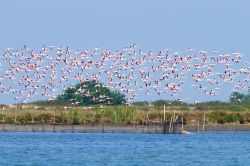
0, 0, 250, 104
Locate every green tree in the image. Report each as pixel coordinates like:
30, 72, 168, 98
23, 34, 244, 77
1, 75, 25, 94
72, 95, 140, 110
230, 92, 250, 103
57, 80, 126, 105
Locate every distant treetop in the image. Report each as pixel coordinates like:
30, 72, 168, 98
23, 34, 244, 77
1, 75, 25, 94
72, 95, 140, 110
57, 80, 126, 105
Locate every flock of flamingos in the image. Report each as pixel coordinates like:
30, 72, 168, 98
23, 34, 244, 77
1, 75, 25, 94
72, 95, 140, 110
0, 44, 249, 105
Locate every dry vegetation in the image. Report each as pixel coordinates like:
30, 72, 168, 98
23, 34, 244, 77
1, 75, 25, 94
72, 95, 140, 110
0, 104, 250, 125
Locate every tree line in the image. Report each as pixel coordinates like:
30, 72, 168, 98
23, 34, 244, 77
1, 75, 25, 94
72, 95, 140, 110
31, 80, 249, 107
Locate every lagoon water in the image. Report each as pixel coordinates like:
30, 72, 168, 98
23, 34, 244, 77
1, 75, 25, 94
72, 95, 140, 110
0, 132, 250, 166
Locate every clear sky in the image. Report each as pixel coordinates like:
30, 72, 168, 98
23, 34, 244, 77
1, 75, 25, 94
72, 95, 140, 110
0, 0, 250, 104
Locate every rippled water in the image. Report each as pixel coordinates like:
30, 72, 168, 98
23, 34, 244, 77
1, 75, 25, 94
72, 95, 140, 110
0, 132, 250, 166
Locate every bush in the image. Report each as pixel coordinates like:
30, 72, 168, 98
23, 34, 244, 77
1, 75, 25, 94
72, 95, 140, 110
57, 80, 126, 105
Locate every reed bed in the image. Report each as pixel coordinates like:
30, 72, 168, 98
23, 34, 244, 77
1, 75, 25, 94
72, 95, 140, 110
0, 105, 250, 125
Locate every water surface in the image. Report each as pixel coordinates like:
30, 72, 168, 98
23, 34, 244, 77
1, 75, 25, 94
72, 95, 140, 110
0, 132, 249, 165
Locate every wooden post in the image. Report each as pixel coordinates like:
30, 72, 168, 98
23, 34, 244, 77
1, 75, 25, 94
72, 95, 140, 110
233, 113, 236, 133
53, 110, 56, 124
173, 112, 176, 133
146, 112, 149, 125
2, 110, 4, 122
62, 110, 65, 124
83, 111, 85, 125
14, 110, 17, 124
169, 114, 173, 133
31, 113, 34, 124
115, 111, 117, 124
133, 110, 135, 125
203, 113, 205, 132
182, 117, 184, 133
197, 117, 200, 133
101, 109, 104, 125
163, 105, 166, 121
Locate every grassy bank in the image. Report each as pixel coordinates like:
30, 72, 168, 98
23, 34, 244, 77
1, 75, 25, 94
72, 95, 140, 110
0, 105, 250, 125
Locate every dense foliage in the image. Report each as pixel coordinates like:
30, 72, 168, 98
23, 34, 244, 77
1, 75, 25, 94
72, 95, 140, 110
230, 92, 250, 103
57, 80, 126, 105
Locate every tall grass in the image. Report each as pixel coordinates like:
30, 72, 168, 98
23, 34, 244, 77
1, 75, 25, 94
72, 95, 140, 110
0, 105, 250, 125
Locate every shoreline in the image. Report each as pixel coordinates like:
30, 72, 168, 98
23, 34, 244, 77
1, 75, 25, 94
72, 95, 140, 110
1, 123, 250, 134
0, 124, 166, 134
